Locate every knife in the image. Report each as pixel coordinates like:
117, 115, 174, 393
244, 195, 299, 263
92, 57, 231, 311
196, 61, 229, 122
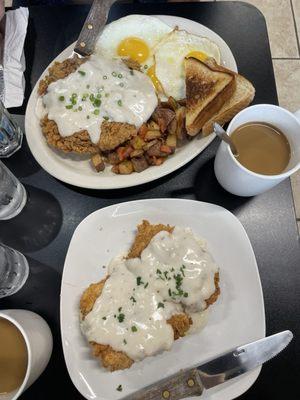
73, 0, 117, 58
123, 331, 293, 400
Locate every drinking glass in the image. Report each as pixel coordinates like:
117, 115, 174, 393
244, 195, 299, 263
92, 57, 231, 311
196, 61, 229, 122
0, 243, 29, 298
0, 161, 27, 220
0, 101, 23, 158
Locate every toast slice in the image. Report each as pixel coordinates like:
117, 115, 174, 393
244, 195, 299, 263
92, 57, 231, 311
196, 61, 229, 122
202, 74, 255, 136
185, 57, 236, 136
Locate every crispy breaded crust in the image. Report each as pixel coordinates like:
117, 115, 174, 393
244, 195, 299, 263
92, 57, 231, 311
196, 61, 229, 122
80, 279, 107, 319
91, 342, 134, 371
98, 121, 138, 152
205, 272, 220, 308
40, 116, 98, 154
127, 220, 174, 259
38, 55, 87, 96
167, 314, 192, 340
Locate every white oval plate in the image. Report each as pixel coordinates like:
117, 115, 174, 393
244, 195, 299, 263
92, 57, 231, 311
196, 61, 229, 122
25, 15, 237, 189
61, 199, 265, 400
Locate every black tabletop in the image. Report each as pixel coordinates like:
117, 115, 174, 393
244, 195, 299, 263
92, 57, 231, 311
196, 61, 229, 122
0, 2, 299, 399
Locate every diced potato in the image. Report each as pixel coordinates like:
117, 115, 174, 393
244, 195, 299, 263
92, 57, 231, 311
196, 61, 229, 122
160, 145, 173, 155
111, 165, 120, 174
147, 120, 160, 130
166, 134, 177, 149
91, 154, 105, 172
144, 130, 161, 141
131, 156, 149, 173
167, 118, 177, 135
107, 151, 120, 165
138, 123, 148, 138
118, 160, 134, 174
143, 140, 158, 151
131, 136, 145, 150
130, 149, 144, 158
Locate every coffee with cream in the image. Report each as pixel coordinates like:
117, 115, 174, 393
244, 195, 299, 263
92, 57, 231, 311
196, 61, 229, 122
0, 318, 28, 394
231, 122, 291, 175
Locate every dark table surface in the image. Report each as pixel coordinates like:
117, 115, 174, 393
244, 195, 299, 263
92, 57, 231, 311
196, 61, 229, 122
0, 2, 299, 399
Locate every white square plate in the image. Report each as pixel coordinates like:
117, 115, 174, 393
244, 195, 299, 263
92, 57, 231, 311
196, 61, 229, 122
60, 199, 265, 400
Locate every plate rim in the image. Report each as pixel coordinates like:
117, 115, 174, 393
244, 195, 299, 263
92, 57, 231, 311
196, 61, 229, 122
60, 198, 266, 400
25, 14, 237, 190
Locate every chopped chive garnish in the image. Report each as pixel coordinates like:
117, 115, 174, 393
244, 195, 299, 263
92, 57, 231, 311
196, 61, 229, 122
103, 116, 109, 121
93, 98, 101, 107
65, 105, 73, 109
86, 115, 90, 119
171, 267, 175, 272
78, 106, 83, 111
116, 385, 122, 392
58, 95, 65, 101
168, 288, 172, 297
118, 307, 122, 312
117, 313, 125, 323
144, 282, 149, 289
96, 93, 101, 99
102, 316, 107, 320
123, 339, 127, 345
117, 100, 122, 107
86, 84, 90, 89
144, 65, 148, 69
78, 70, 86, 76
180, 266, 185, 277
103, 75, 108, 80
93, 109, 100, 115
120, 82, 124, 87
156, 269, 162, 275
112, 71, 117, 77
130, 296, 136, 303
131, 326, 137, 332
136, 276, 144, 286
71, 93, 77, 98
157, 302, 164, 309
184, 292, 188, 298
118, 73, 123, 79
89, 94, 95, 102
130, 70, 134, 76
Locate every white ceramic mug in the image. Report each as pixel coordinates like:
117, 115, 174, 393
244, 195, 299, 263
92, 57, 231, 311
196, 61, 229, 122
214, 104, 300, 196
0, 310, 53, 400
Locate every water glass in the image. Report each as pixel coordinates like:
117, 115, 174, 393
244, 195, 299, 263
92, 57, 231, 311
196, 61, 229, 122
0, 100, 23, 158
0, 161, 27, 220
0, 243, 29, 298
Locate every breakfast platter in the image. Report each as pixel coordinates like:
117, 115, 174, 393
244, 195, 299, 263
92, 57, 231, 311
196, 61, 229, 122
61, 199, 265, 400
1, 2, 299, 400
25, 15, 238, 189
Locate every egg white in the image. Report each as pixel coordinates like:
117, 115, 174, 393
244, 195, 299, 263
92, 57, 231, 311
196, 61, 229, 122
154, 29, 221, 100
96, 15, 173, 68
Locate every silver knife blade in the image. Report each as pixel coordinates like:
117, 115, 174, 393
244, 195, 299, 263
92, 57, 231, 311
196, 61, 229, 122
198, 330, 293, 389
123, 331, 293, 400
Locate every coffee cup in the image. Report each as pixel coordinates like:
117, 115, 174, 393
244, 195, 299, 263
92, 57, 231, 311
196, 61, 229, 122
0, 310, 53, 400
214, 104, 300, 196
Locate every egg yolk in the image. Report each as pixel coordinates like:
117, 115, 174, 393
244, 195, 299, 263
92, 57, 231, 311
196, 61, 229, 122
117, 37, 150, 63
147, 64, 164, 93
187, 51, 208, 62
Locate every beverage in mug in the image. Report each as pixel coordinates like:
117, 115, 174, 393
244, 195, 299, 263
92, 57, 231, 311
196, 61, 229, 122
0, 318, 28, 394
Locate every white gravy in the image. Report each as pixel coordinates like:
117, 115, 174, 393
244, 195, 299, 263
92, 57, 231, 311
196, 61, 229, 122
42, 55, 158, 144
81, 227, 219, 362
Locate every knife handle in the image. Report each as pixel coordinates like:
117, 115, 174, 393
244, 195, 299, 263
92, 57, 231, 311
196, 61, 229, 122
74, 0, 117, 57
127, 369, 204, 400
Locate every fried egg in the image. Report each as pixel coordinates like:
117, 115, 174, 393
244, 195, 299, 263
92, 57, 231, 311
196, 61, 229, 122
154, 29, 221, 100
96, 15, 172, 68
